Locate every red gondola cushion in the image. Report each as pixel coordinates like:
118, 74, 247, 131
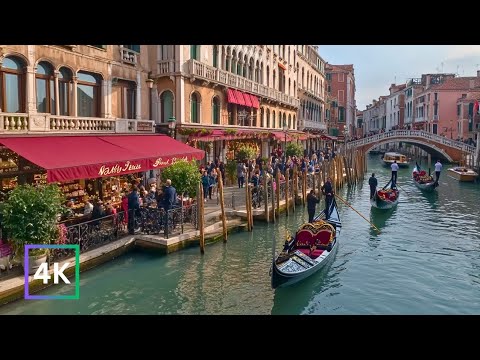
315, 230, 333, 246
310, 249, 324, 259
297, 248, 311, 256
296, 230, 316, 247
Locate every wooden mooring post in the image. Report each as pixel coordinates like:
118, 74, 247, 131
198, 183, 205, 254
217, 172, 227, 243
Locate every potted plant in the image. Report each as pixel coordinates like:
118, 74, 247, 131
225, 160, 237, 186
1, 184, 64, 275
161, 160, 201, 201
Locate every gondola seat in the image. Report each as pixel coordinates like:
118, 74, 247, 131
310, 249, 324, 259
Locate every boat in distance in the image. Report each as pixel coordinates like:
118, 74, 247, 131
447, 167, 479, 182
382, 152, 409, 168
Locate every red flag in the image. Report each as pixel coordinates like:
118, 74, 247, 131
474, 100, 479, 115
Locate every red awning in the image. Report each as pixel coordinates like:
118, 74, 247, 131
243, 91, 253, 107
227, 89, 238, 104
249, 94, 260, 109
234, 90, 246, 106
0, 135, 205, 183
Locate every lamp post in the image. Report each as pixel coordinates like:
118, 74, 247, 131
168, 116, 176, 139
146, 76, 154, 121
282, 119, 288, 156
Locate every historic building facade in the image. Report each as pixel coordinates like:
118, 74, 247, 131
153, 45, 306, 160
0, 45, 154, 133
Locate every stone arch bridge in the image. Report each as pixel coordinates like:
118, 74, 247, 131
346, 130, 476, 163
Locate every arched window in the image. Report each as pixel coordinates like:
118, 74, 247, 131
260, 62, 264, 84
293, 115, 296, 130
190, 45, 199, 60
191, 92, 200, 123
243, 55, 248, 77
266, 66, 270, 87
212, 96, 220, 124
283, 113, 287, 129
58, 67, 72, 116
36, 61, 55, 114
0, 56, 26, 113
288, 114, 292, 129
255, 60, 259, 83
237, 52, 242, 75
260, 107, 264, 127
272, 110, 276, 128
301, 67, 304, 88
213, 45, 218, 68
273, 70, 276, 90
231, 50, 236, 73
293, 81, 296, 96
161, 90, 174, 123
225, 47, 231, 72
307, 71, 310, 90
249, 58, 254, 81
77, 70, 101, 117
266, 109, 270, 128
288, 78, 291, 96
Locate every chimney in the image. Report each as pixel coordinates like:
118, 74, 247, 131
477, 70, 480, 77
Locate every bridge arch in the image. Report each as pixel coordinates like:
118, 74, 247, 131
363, 139, 453, 162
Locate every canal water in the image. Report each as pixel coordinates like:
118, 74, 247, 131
1, 154, 480, 315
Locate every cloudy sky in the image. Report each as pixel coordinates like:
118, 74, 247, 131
319, 45, 480, 111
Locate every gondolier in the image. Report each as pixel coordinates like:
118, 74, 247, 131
307, 189, 320, 223
321, 177, 334, 220
390, 160, 399, 188
368, 173, 378, 199
434, 160, 442, 185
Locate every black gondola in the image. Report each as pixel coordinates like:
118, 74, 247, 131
271, 199, 341, 289
370, 181, 399, 210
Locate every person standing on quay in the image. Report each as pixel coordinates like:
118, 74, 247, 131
434, 160, 442, 185
307, 190, 320, 223
369, 173, 378, 199
391, 160, 399, 188
321, 177, 334, 220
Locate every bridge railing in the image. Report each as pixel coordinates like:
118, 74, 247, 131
347, 130, 476, 154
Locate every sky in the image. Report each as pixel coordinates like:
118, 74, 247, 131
318, 45, 480, 111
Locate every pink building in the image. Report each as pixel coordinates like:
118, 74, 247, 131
414, 73, 480, 139
456, 90, 480, 142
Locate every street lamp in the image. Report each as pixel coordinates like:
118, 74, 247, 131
146, 74, 154, 121
282, 119, 288, 156
168, 116, 176, 139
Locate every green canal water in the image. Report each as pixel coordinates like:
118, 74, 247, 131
1, 155, 480, 315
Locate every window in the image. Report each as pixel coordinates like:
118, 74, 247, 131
293, 115, 296, 130
272, 111, 276, 128
117, 80, 136, 119
273, 70, 276, 90
58, 67, 72, 116
434, 103, 438, 117
266, 109, 270, 128
457, 104, 461, 117
434, 92, 438, 101
266, 66, 270, 87
190, 45, 199, 60
0, 56, 26, 113
77, 71, 101, 117
159, 45, 170, 60
433, 123, 437, 134
212, 96, 220, 124
35, 61, 56, 114
327, 85, 331, 93
326, 73, 331, 81
160, 90, 174, 123
124, 45, 140, 53
91, 45, 107, 50
213, 46, 218, 68
338, 90, 344, 102
191, 92, 200, 123
338, 107, 345, 122
288, 114, 292, 129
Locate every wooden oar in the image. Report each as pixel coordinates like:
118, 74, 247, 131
334, 194, 381, 234
395, 183, 411, 196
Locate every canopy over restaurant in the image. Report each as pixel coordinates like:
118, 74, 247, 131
0, 134, 205, 221
0, 134, 205, 183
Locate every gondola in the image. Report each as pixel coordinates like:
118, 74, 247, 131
271, 199, 341, 289
412, 162, 438, 191
370, 181, 399, 209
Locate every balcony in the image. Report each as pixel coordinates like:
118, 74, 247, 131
0, 113, 154, 134
157, 60, 175, 75
120, 47, 138, 65
185, 59, 299, 108
299, 118, 327, 131
298, 85, 325, 102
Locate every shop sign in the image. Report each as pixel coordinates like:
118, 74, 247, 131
98, 161, 142, 176
152, 156, 188, 168
136, 121, 154, 132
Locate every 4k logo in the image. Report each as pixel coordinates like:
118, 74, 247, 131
24, 244, 80, 300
